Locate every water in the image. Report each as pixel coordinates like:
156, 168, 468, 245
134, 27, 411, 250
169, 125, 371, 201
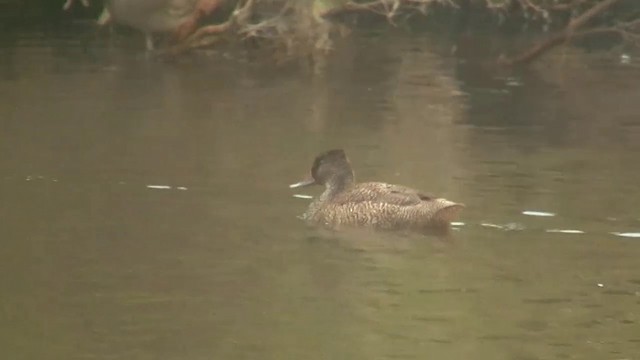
1, 18, 640, 360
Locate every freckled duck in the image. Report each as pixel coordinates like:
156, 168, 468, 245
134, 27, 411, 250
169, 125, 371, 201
290, 149, 464, 230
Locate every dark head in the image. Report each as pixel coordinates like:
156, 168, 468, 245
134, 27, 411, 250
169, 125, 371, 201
290, 149, 355, 189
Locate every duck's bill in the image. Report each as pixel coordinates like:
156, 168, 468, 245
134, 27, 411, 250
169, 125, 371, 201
289, 178, 316, 188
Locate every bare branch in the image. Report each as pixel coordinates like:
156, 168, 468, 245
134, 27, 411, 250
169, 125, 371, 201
500, 0, 625, 66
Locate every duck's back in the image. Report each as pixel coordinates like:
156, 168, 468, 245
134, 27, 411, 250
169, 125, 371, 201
333, 182, 434, 206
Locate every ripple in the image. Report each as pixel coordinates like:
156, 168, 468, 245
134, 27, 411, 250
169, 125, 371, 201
601, 289, 637, 296
522, 210, 556, 217
427, 338, 452, 344
146, 185, 188, 191
411, 315, 452, 323
522, 298, 572, 304
292, 194, 313, 199
611, 232, 640, 238
146, 185, 172, 189
480, 222, 525, 231
546, 229, 585, 234
477, 334, 524, 341
418, 288, 477, 294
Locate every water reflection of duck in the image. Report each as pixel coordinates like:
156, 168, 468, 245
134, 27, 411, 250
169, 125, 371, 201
105, 0, 199, 50
290, 149, 464, 231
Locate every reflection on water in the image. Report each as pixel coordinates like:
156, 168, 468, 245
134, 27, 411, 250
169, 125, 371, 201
1, 19, 640, 360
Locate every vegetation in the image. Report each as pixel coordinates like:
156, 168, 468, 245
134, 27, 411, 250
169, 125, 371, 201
61, 0, 640, 65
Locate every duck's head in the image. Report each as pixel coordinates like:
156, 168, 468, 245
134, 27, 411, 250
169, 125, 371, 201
290, 149, 355, 189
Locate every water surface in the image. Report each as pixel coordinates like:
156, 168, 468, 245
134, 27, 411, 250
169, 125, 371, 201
1, 18, 639, 360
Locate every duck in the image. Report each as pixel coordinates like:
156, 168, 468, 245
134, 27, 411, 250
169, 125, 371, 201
290, 149, 464, 231
104, 0, 200, 50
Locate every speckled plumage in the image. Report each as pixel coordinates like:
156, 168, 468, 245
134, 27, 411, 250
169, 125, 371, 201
290, 149, 464, 231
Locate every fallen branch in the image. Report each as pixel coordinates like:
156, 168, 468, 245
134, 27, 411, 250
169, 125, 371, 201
499, 0, 623, 66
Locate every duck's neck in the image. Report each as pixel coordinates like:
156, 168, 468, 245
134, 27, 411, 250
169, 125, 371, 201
303, 175, 354, 220
324, 174, 354, 198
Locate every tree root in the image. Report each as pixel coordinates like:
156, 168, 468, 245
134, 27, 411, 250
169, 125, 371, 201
143, 0, 639, 66
175, 0, 227, 40
161, 0, 256, 56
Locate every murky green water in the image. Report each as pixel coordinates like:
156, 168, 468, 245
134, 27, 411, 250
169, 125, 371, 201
1, 16, 639, 360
